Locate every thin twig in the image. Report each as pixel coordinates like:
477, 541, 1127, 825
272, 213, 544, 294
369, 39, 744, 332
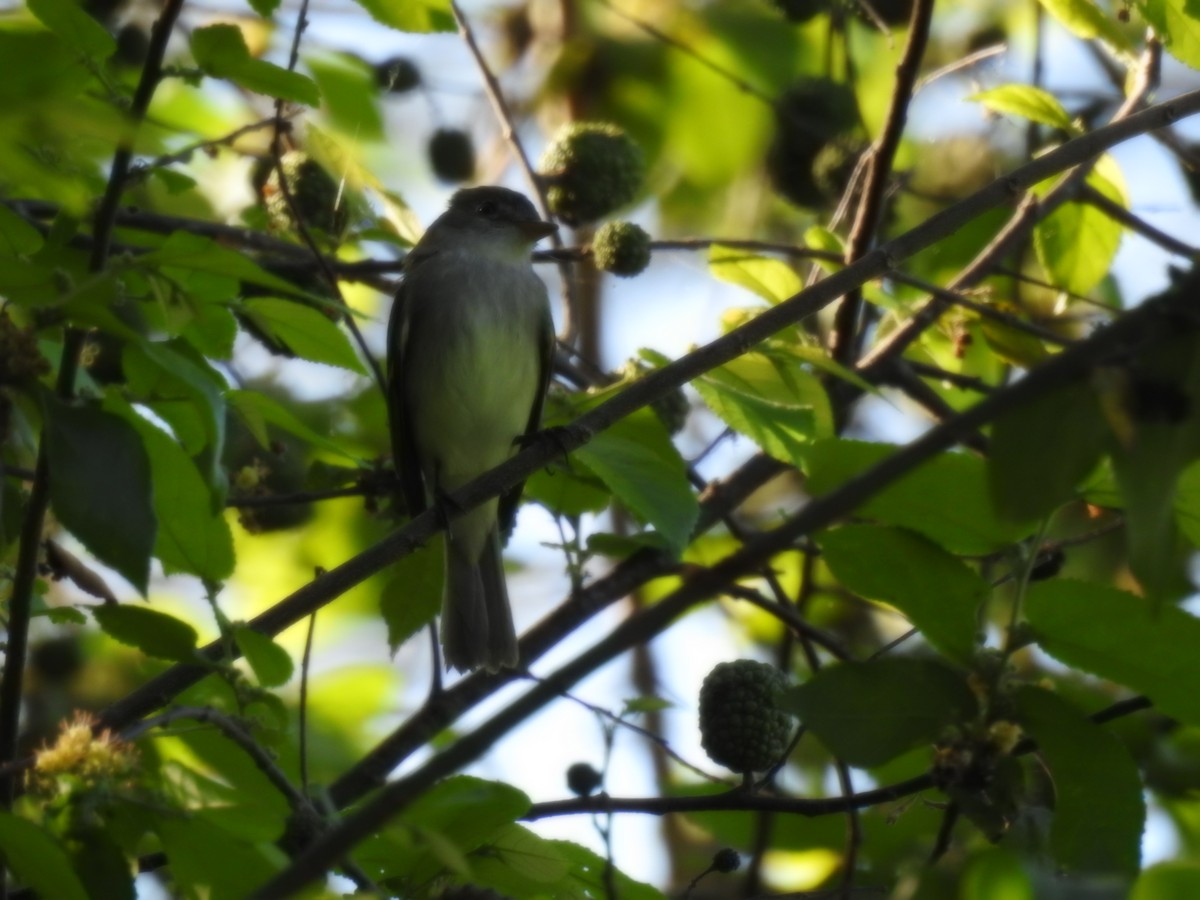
1080, 183, 1200, 258
0, 0, 190, 830
448, 0, 579, 344
831, 0, 936, 366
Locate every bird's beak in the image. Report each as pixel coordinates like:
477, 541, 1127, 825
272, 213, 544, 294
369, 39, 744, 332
520, 219, 558, 241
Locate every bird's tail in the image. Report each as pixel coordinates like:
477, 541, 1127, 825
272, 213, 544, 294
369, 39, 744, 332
441, 529, 518, 673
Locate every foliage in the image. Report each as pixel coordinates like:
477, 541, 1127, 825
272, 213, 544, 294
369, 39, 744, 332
3, 0, 1200, 896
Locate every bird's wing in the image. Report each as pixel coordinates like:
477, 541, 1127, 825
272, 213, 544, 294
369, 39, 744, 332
498, 302, 555, 537
386, 273, 429, 516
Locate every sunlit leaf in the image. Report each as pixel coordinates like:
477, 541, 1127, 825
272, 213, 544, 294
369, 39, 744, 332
818, 524, 986, 664
707, 244, 802, 304
191, 25, 320, 105
241, 299, 367, 374
93, 604, 199, 662
970, 84, 1076, 132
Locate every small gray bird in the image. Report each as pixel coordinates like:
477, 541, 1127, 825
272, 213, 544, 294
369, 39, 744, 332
387, 186, 556, 672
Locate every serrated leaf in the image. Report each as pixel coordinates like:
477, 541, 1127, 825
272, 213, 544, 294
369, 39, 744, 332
380, 541, 443, 655
307, 53, 384, 140
138, 232, 318, 299
1035, 154, 1127, 296
191, 25, 320, 105
1039, 0, 1134, 51
1015, 685, 1143, 880
241, 299, 366, 374
574, 408, 698, 554
227, 389, 357, 460
781, 658, 977, 767
818, 525, 986, 664
1111, 328, 1200, 599
0, 814, 88, 900
1026, 580, 1200, 725
1136, 0, 1200, 69
708, 244, 802, 304
111, 401, 234, 583
93, 604, 198, 661
694, 352, 831, 464
988, 379, 1109, 521
27, 0, 115, 60
348, 0, 454, 33
806, 439, 1032, 554
970, 84, 1076, 132
44, 398, 156, 593
234, 627, 294, 687
0, 205, 44, 256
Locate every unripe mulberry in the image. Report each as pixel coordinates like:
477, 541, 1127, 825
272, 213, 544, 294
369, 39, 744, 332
566, 762, 602, 797
699, 660, 793, 774
539, 122, 644, 226
592, 221, 651, 277
262, 151, 347, 237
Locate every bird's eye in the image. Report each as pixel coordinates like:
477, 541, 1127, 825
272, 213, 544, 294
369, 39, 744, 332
476, 200, 499, 217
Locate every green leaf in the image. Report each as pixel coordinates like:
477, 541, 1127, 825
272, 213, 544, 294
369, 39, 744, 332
574, 408, 698, 554
1015, 685, 1144, 879
191, 25, 320, 105
694, 352, 832, 465
781, 658, 977, 767
0, 813, 88, 900
988, 379, 1109, 521
156, 816, 284, 899
380, 541, 443, 655
806, 439, 1032, 554
27, 0, 115, 60
93, 604, 199, 661
0, 205, 45, 256
369, 777, 531, 886
622, 695, 674, 715
1111, 328, 1200, 599
969, 84, 1076, 132
1026, 580, 1200, 726
1133, 863, 1200, 900
44, 397, 156, 593
138, 232, 318, 299
348, 0, 454, 33
241, 299, 366, 374
1135, 0, 1200, 70
460, 825, 574, 897
227, 389, 357, 460
234, 627, 294, 687
307, 53, 384, 140
1038, 0, 1134, 50
111, 402, 234, 583
547, 839, 665, 899
1034, 154, 1127, 296
70, 828, 135, 900
707, 244, 802, 304
247, 0, 281, 16
123, 340, 228, 497
817, 525, 987, 664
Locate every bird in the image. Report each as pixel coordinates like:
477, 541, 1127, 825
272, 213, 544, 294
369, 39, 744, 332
386, 186, 556, 672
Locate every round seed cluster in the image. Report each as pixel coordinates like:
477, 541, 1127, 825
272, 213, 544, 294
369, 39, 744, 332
699, 660, 793, 775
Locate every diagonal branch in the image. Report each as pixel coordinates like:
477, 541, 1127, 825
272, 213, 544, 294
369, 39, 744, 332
97, 85, 1200, 741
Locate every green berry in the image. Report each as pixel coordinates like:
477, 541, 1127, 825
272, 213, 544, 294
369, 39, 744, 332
713, 848, 741, 873
539, 122, 644, 227
592, 221, 651, 277
429, 128, 476, 183
376, 56, 421, 93
698, 660, 793, 774
767, 78, 859, 208
812, 138, 866, 201
566, 762, 602, 796
263, 151, 347, 236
